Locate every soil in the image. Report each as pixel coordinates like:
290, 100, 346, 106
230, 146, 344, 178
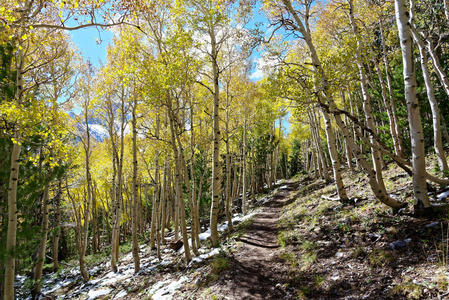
184, 168, 449, 300
38, 162, 449, 300
199, 181, 298, 300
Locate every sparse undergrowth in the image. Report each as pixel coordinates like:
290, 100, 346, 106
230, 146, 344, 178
24, 166, 449, 300
276, 161, 449, 299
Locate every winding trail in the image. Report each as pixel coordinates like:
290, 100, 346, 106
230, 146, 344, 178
210, 180, 298, 300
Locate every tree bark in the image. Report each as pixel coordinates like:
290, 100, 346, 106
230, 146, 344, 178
348, 0, 387, 195
380, 21, 404, 158
210, 27, 221, 247
4, 46, 24, 300
242, 116, 248, 215
409, 11, 448, 173
32, 185, 50, 298
395, 0, 430, 213
131, 92, 140, 273
280, 0, 405, 209
53, 180, 62, 272
320, 107, 349, 201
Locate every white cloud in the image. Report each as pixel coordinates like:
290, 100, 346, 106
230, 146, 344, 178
250, 55, 278, 81
250, 68, 264, 80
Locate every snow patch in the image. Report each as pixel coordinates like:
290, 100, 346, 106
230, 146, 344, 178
115, 290, 128, 298
149, 276, 188, 300
437, 190, 449, 201
88, 288, 112, 299
189, 248, 221, 265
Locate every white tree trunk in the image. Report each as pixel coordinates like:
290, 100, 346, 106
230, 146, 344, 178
280, 0, 405, 209
395, 0, 430, 212
348, 0, 387, 195
210, 28, 221, 247
4, 46, 24, 300
131, 94, 140, 273
410, 14, 448, 173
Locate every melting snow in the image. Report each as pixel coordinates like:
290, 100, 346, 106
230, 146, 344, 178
88, 288, 112, 299
22, 183, 279, 299
437, 190, 449, 201
115, 290, 128, 298
150, 276, 188, 300
199, 230, 211, 241
189, 248, 221, 265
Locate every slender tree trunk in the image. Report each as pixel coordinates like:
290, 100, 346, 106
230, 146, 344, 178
80, 109, 93, 282
349, 0, 387, 195
380, 21, 404, 158
395, 0, 430, 213
32, 185, 50, 298
168, 106, 192, 262
341, 92, 353, 171
189, 102, 201, 249
53, 180, 62, 272
210, 28, 221, 247
4, 47, 24, 300
150, 163, 158, 250
92, 183, 98, 254
410, 14, 448, 173
320, 107, 349, 201
242, 117, 248, 215
310, 109, 331, 182
131, 93, 140, 273
281, 0, 405, 209
251, 138, 256, 203
160, 161, 167, 244
225, 106, 233, 231
111, 91, 125, 273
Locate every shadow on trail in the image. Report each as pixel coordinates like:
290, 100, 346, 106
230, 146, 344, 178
236, 237, 280, 249
210, 180, 298, 299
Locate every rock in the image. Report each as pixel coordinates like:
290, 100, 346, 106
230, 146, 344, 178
389, 238, 411, 250
368, 233, 381, 242
427, 254, 438, 262
425, 222, 439, 228
169, 239, 183, 251
397, 208, 406, 214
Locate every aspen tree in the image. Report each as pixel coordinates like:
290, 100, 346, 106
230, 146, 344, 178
31, 185, 50, 298
348, 0, 387, 195
266, 0, 405, 208
409, 2, 448, 173
394, 0, 430, 213
0, 2, 135, 296
53, 181, 62, 271
131, 87, 140, 273
168, 104, 192, 262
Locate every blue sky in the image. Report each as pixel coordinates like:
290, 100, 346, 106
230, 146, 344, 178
69, 9, 291, 133
70, 4, 271, 77
70, 27, 113, 67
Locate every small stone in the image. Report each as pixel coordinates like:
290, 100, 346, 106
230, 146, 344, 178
427, 254, 438, 262
389, 238, 411, 250
368, 233, 381, 242
169, 239, 183, 251
425, 222, 439, 228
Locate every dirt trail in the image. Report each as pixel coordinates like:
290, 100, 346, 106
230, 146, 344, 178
209, 180, 297, 300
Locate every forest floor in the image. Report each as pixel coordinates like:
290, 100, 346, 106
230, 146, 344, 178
20, 159, 449, 300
